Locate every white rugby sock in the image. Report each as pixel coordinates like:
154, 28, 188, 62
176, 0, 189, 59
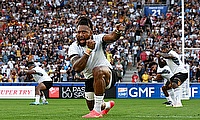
166, 97, 171, 102
168, 89, 175, 104
94, 95, 104, 113
166, 89, 173, 102
41, 94, 46, 102
40, 91, 46, 102
35, 95, 40, 103
174, 87, 181, 104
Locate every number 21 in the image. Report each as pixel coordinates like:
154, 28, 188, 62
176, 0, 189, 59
152, 10, 161, 16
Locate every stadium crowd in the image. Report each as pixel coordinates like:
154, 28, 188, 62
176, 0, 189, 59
0, 0, 199, 83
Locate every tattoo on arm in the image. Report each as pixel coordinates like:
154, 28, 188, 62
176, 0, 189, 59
70, 54, 90, 72
70, 55, 80, 65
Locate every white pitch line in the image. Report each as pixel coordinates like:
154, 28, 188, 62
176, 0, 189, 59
134, 115, 200, 119
19, 114, 200, 118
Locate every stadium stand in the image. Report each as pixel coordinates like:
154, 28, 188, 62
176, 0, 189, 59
0, 0, 199, 83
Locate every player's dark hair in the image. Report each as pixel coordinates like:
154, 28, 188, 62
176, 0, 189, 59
76, 16, 93, 30
161, 44, 169, 50
27, 62, 35, 68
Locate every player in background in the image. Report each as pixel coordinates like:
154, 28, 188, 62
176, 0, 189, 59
155, 57, 174, 107
157, 45, 188, 107
68, 16, 124, 118
24, 62, 53, 105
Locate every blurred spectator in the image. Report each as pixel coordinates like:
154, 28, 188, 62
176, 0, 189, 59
141, 71, 149, 83
127, 52, 133, 70
106, 49, 113, 63
8, 69, 17, 82
132, 72, 139, 83
148, 62, 159, 82
196, 64, 200, 82
140, 49, 148, 62
132, 42, 139, 66
137, 60, 145, 82
115, 60, 124, 81
60, 66, 68, 82
0, 73, 2, 82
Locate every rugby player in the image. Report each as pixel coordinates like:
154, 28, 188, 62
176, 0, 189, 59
68, 16, 124, 118
24, 62, 53, 105
157, 45, 188, 107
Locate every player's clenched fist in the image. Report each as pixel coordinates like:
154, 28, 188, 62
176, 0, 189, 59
86, 37, 96, 50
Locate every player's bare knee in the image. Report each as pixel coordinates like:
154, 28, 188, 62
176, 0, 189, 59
162, 86, 166, 91
171, 82, 178, 89
165, 85, 171, 90
35, 86, 40, 91
93, 67, 104, 77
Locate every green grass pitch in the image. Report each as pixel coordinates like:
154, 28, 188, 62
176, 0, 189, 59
0, 99, 199, 120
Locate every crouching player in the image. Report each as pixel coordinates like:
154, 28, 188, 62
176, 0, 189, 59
157, 45, 188, 107
155, 57, 174, 107
24, 62, 53, 105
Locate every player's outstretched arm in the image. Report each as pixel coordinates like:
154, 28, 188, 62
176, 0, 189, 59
103, 23, 125, 43
24, 69, 37, 75
157, 52, 174, 59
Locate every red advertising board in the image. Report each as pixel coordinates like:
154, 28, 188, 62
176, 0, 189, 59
49, 87, 59, 98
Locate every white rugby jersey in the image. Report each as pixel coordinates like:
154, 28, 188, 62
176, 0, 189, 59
68, 34, 112, 79
166, 50, 188, 74
32, 66, 52, 83
157, 65, 174, 84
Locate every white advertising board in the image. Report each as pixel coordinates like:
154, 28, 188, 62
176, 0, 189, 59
0, 86, 35, 99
